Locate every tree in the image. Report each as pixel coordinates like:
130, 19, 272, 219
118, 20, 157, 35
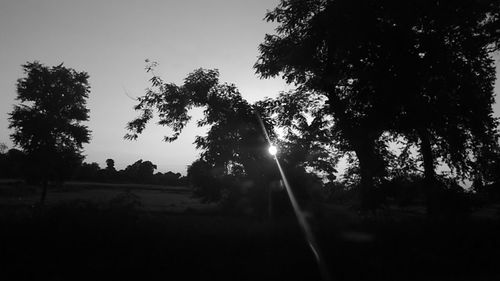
99, 158, 117, 181
0, 148, 25, 179
74, 162, 101, 181
259, 91, 339, 181
255, 0, 412, 209
126, 62, 277, 212
105, 158, 116, 171
9, 61, 91, 204
255, 0, 500, 210
0, 143, 7, 154
187, 159, 221, 202
154, 171, 182, 186
388, 1, 500, 213
122, 160, 157, 183
0, 143, 7, 178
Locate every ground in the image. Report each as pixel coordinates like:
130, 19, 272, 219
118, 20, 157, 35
0, 180, 499, 281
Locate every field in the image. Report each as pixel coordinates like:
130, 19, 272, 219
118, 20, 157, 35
1, 180, 500, 281
0, 180, 214, 213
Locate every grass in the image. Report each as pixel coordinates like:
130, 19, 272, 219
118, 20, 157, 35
1, 181, 500, 281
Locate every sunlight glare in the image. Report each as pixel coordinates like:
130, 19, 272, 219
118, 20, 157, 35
268, 145, 277, 156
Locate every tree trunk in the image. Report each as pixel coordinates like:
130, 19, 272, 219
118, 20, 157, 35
355, 138, 377, 211
40, 180, 48, 206
418, 129, 437, 215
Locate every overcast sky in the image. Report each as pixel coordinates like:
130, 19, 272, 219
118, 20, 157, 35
1, 0, 499, 175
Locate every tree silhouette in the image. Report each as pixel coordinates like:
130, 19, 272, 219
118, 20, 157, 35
0, 143, 7, 179
258, 90, 342, 187
123, 159, 157, 183
255, 0, 500, 210
126, 61, 276, 210
386, 1, 500, 213
74, 162, 101, 181
0, 148, 25, 179
105, 159, 116, 171
98, 158, 117, 181
187, 159, 221, 202
154, 171, 183, 186
0, 143, 7, 154
255, 0, 410, 209
9, 61, 91, 204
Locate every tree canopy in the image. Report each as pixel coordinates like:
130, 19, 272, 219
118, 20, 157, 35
9, 61, 91, 203
126, 61, 276, 180
255, 0, 500, 209
126, 62, 281, 209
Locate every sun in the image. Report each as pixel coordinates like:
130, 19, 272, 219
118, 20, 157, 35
268, 145, 277, 156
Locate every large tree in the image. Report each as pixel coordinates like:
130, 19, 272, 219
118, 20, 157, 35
255, 0, 413, 209
387, 0, 500, 212
258, 90, 340, 182
9, 61, 91, 204
255, 0, 500, 210
126, 62, 277, 209
122, 159, 157, 183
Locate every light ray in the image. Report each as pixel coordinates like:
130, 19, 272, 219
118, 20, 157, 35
254, 112, 332, 281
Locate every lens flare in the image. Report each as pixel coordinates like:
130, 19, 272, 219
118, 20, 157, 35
268, 145, 277, 156
254, 111, 331, 281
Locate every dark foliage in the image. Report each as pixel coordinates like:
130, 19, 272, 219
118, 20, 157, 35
126, 62, 281, 213
73, 162, 101, 182
0, 148, 26, 179
8, 61, 91, 203
121, 159, 157, 183
2, 201, 500, 281
255, 0, 500, 211
187, 159, 221, 202
71, 158, 188, 186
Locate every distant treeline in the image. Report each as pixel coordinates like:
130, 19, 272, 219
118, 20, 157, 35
0, 148, 187, 186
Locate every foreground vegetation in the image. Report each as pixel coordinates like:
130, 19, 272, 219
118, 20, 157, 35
1, 182, 500, 281
1, 1, 500, 279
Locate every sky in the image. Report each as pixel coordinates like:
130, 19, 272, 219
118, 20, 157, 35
0, 0, 292, 174
0, 0, 499, 175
